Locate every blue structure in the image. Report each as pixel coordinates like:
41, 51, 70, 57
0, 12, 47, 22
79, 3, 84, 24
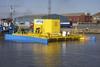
8, 23, 15, 34
0, 25, 3, 32
5, 34, 48, 44
0, 18, 16, 34
0, 23, 15, 34
60, 22, 72, 28
89, 36, 96, 41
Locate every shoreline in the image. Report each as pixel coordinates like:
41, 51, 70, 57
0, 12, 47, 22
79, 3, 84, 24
61, 28, 100, 34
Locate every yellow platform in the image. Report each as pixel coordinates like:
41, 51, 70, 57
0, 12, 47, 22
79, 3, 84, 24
13, 32, 84, 42
10, 19, 87, 44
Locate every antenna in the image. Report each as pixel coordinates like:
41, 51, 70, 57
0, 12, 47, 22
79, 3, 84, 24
9, 0, 17, 19
10, 5, 13, 18
48, 0, 51, 15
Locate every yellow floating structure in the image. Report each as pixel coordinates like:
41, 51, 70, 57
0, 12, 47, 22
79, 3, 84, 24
5, 19, 85, 44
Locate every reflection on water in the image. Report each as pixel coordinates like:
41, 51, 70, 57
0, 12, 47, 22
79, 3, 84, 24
0, 34, 100, 67
32, 42, 62, 67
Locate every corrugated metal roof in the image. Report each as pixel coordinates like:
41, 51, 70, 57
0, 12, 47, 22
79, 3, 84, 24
93, 12, 100, 17
63, 12, 86, 16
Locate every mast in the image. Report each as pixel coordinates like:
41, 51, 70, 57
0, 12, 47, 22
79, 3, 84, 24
10, 5, 13, 19
48, 0, 51, 15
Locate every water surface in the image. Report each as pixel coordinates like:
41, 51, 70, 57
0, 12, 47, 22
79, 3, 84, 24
0, 34, 100, 67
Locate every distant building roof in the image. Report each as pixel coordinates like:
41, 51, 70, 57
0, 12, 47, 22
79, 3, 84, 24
93, 12, 100, 17
63, 12, 89, 16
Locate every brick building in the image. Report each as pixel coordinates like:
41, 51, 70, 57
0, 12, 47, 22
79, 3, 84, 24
63, 12, 92, 23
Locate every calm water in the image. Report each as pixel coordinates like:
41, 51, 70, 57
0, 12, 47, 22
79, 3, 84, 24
0, 34, 100, 67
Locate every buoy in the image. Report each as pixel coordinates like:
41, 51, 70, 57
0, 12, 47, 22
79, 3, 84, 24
88, 36, 96, 41
80, 35, 96, 42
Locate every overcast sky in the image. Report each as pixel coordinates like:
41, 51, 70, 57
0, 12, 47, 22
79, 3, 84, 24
0, 0, 100, 18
